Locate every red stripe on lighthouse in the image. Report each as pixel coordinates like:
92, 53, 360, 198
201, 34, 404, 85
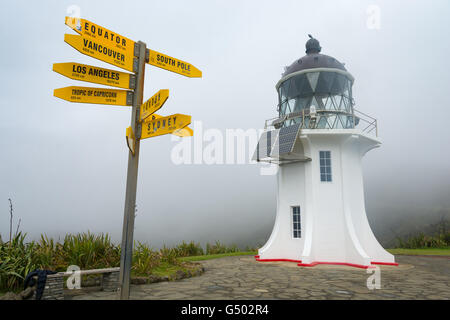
254, 256, 302, 263
371, 261, 399, 266
297, 261, 373, 269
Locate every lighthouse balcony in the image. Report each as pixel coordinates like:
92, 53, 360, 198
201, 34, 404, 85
264, 108, 378, 136
253, 108, 378, 164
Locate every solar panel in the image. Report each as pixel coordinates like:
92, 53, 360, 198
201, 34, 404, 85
271, 123, 300, 157
252, 129, 280, 161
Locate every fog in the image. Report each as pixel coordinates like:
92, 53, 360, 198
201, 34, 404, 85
1, 0, 449, 248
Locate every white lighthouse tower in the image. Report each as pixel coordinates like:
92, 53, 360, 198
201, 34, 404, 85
254, 36, 397, 268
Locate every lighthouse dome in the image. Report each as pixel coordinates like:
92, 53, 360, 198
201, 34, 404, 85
276, 35, 355, 129
283, 35, 346, 77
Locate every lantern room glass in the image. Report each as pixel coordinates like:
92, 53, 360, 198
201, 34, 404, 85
278, 71, 354, 128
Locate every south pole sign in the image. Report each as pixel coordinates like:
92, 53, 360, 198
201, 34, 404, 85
147, 50, 202, 78
53, 16, 201, 300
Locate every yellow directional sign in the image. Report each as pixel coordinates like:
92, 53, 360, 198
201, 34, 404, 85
147, 49, 202, 78
65, 16, 135, 59
54, 86, 133, 106
65, 34, 135, 72
140, 89, 169, 121
53, 62, 135, 89
126, 126, 135, 156
173, 126, 194, 137
141, 114, 191, 139
145, 114, 193, 137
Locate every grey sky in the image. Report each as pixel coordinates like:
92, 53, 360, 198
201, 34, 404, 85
1, 0, 449, 247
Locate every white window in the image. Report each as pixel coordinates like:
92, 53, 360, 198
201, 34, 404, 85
319, 151, 332, 182
292, 206, 301, 238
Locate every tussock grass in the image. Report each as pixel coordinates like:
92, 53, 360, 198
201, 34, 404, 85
395, 232, 450, 249
0, 232, 253, 292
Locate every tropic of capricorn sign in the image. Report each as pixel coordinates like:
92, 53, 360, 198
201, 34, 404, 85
53, 16, 201, 300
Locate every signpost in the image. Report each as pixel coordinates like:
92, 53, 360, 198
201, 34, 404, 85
141, 113, 191, 139
54, 86, 133, 106
175, 126, 194, 137
147, 49, 202, 78
172, 126, 193, 137
53, 62, 135, 89
53, 16, 202, 300
126, 127, 135, 156
141, 113, 194, 137
140, 89, 169, 121
119, 40, 146, 300
64, 34, 136, 72
65, 17, 136, 58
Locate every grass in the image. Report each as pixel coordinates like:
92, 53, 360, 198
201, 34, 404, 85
2, 228, 449, 294
389, 230, 450, 256
180, 248, 450, 261
0, 232, 252, 292
387, 247, 450, 256
147, 262, 182, 277
143, 261, 202, 279
395, 231, 449, 249
180, 251, 258, 262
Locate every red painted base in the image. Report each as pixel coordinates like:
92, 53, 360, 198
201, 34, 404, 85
256, 258, 302, 263
254, 255, 302, 263
297, 261, 372, 269
371, 261, 399, 266
255, 256, 399, 269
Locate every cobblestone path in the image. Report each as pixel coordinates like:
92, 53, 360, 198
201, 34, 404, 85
67, 255, 449, 300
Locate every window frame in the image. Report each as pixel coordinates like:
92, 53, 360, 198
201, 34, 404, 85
291, 206, 301, 239
319, 150, 332, 182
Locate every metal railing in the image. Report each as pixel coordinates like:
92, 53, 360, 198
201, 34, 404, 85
264, 108, 378, 137
354, 109, 378, 136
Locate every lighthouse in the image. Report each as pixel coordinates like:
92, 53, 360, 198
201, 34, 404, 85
253, 36, 397, 268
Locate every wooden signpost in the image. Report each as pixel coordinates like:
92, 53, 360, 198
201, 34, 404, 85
53, 16, 201, 300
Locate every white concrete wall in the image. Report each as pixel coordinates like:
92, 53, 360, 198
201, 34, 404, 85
258, 154, 306, 260
258, 129, 395, 266
345, 135, 395, 263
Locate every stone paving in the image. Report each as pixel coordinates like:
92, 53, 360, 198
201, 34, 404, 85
66, 255, 449, 300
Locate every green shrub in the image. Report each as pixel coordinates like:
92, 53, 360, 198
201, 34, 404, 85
0, 232, 122, 291
0, 232, 251, 292
395, 232, 450, 249
444, 232, 450, 245
62, 232, 120, 269
174, 241, 204, 257
206, 240, 239, 255
0, 233, 38, 291
244, 245, 258, 252
159, 245, 180, 265
132, 242, 160, 275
